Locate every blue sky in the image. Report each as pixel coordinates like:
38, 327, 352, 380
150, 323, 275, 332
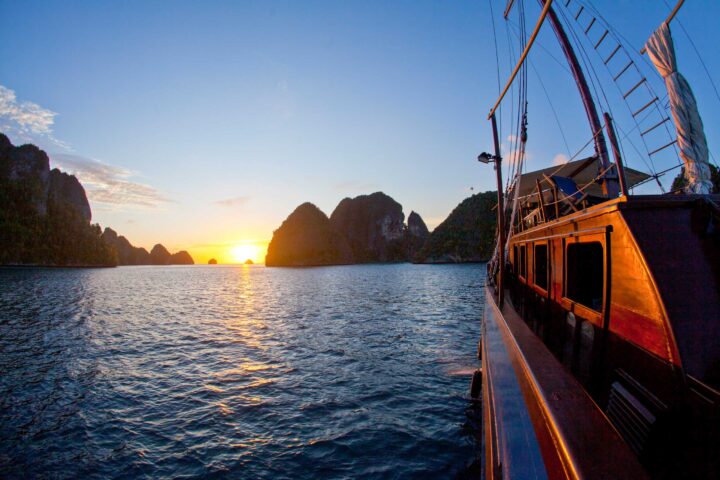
1, 1, 719, 262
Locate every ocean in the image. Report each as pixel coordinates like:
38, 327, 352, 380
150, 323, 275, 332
0, 264, 484, 479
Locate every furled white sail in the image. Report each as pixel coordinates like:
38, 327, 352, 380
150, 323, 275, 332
645, 23, 712, 194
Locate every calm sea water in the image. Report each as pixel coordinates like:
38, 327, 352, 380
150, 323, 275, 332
0, 264, 484, 479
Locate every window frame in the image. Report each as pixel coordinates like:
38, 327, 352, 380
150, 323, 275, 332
518, 243, 527, 281
561, 234, 606, 326
532, 241, 550, 295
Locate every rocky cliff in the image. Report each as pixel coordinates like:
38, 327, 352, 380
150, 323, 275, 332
414, 191, 497, 263
150, 244, 172, 265
100, 228, 195, 265
170, 250, 194, 265
265, 202, 353, 266
266, 193, 431, 266
0, 133, 116, 266
329, 192, 406, 262
101, 228, 151, 265
405, 210, 430, 260
48, 169, 91, 222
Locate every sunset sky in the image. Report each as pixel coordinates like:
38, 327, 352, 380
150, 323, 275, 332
1, 1, 719, 264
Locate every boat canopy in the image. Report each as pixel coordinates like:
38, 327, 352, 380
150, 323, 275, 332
511, 157, 650, 199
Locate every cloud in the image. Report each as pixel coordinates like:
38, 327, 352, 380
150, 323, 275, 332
0, 85, 167, 210
552, 153, 570, 166
214, 196, 251, 207
0, 85, 69, 150
51, 154, 170, 208
500, 143, 533, 166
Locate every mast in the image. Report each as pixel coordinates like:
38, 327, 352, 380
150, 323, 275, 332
492, 114, 505, 308
538, 0, 619, 197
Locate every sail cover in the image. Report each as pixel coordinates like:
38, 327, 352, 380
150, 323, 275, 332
645, 23, 712, 194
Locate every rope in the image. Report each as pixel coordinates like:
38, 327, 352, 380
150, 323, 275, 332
488, 0, 503, 141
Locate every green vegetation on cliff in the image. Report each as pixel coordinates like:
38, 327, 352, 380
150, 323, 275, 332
0, 174, 117, 266
0, 134, 116, 266
414, 191, 497, 263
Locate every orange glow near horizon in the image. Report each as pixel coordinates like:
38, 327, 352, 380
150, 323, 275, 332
230, 244, 263, 264
187, 240, 268, 265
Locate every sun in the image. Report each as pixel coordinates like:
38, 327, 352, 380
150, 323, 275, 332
230, 244, 261, 264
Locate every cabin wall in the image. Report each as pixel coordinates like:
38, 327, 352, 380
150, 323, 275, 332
509, 205, 676, 365
622, 204, 720, 387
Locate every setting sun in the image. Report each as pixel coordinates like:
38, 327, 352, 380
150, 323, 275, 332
230, 244, 262, 264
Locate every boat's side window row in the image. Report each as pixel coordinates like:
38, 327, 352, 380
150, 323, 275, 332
513, 239, 605, 314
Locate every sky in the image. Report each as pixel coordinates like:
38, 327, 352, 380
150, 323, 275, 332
1, 0, 719, 264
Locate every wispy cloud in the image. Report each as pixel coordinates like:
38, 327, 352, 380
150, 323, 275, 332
214, 196, 251, 207
0, 84, 69, 150
51, 154, 171, 208
1, 85, 166, 210
552, 153, 570, 166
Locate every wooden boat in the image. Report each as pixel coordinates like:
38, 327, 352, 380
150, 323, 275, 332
476, 1, 720, 478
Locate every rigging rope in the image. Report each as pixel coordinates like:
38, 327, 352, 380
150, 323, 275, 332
488, 0, 504, 143
573, 0, 680, 188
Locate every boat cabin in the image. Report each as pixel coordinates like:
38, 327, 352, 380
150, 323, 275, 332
503, 160, 720, 477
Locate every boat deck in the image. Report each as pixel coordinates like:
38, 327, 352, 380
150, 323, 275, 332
482, 285, 648, 479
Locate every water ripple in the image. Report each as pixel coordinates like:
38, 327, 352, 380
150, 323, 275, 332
0, 264, 483, 479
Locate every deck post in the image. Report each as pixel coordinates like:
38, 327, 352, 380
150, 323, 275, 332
604, 112, 629, 196
491, 113, 505, 308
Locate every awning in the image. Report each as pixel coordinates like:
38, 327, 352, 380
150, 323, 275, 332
512, 156, 651, 198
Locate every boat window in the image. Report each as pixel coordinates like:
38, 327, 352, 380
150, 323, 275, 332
513, 246, 518, 274
534, 244, 548, 290
519, 245, 527, 278
566, 242, 604, 312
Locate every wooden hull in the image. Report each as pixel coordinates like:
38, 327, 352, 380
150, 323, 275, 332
482, 195, 720, 479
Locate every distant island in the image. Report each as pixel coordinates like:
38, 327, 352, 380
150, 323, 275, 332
265, 191, 497, 266
244, 259, 254, 265
101, 228, 194, 266
2, 134, 498, 268
0, 134, 193, 267
265, 192, 429, 266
